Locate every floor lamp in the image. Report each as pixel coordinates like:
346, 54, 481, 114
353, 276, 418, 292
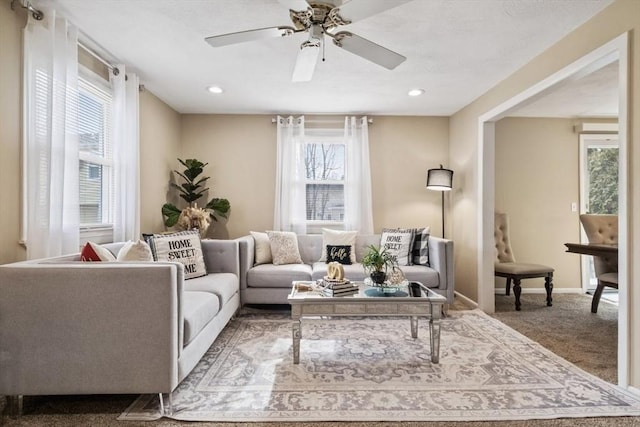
426, 164, 454, 238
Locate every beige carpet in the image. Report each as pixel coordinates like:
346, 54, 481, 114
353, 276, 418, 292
2, 293, 638, 426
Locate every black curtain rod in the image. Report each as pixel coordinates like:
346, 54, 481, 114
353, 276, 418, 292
10, 0, 43, 20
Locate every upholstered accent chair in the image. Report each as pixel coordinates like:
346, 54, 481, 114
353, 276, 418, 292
579, 214, 618, 313
494, 212, 554, 311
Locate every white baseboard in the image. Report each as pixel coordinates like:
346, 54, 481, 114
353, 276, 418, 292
494, 287, 583, 295
454, 291, 478, 309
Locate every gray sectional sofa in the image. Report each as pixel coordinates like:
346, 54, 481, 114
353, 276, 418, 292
236, 234, 454, 306
0, 239, 240, 404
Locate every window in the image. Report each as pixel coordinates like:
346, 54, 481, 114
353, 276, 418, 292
274, 116, 373, 234
304, 134, 346, 232
579, 134, 619, 292
78, 68, 114, 240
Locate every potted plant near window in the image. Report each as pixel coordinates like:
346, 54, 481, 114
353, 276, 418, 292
161, 158, 230, 236
362, 245, 397, 285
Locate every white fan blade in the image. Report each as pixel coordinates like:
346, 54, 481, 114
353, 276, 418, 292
292, 42, 320, 82
278, 0, 310, 11
333, 32, 405, 69
333, 0, 413, 24
205, 26, 294, 47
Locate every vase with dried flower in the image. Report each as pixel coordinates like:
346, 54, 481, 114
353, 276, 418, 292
161, 158, 230, 237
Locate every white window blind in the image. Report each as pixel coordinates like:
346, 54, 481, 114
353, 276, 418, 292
78, 69, 114, 239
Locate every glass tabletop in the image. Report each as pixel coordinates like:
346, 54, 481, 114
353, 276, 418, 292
289, 280, 446, 302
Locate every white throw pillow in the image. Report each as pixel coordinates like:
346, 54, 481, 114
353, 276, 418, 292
380, 228, 415, 266
267, 231, 303, 265
318, 229, 357, 264
151, 230, 207, 279
117, 240, 154, 262
250, 231, 273, 265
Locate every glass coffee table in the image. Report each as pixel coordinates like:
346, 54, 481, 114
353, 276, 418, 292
287, 280, 446, 364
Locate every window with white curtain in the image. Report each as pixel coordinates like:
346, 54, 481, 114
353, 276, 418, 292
22, 10, 139, 258
274, 116, 373, 235
78, 68, 115, 243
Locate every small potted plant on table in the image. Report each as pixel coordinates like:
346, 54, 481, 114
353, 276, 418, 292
362, 245, 397, 285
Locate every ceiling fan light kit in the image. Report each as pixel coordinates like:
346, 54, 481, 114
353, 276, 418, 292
204, 0, 412, 82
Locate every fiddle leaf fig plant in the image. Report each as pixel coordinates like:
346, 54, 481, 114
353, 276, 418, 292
162, 158, 230, 229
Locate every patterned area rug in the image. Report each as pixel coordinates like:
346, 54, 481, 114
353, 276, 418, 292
119, 310, 640, 422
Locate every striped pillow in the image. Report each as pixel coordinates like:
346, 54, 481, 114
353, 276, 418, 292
412, 227, 431, 266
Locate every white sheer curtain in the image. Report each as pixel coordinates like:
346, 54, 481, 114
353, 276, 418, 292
23, 8, 80, 259
344, 116, 374, 233
111, 66, 140, 242
274, 115, 307, 233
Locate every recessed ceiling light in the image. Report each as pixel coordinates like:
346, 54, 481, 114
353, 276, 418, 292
207, 86, 224, 94
408, 89, 425, 97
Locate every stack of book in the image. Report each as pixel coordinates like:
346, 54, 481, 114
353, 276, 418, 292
318, 277, 359, 297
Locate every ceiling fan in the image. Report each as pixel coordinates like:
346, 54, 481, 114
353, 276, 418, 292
205, 0, 412, 82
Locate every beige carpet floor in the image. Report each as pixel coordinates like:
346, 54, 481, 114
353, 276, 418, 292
1, 293, 637, 427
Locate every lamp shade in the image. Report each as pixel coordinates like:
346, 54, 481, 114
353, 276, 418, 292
426, 165, 453, 191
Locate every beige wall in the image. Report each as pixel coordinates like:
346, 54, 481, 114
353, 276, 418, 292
369, 116, 450, 233
0, 3, 27, 264
139, 91, 182, 234
450, 0, 639, 387
179, 115, 449, 239
179, 114, 275, 239
495, 117, 582, 290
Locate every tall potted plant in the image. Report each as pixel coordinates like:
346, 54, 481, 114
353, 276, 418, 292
362, 245, 397, 284
161, 158, 230, 235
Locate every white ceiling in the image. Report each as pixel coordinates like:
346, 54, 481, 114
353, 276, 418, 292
508, 61, 618, 118
45, 0, 615, 116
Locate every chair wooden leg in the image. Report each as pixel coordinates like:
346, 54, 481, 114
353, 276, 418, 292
513, 278, 522, 311
505, 277, 511, 296
545, 274, 553, 307
591, 282, 606, 313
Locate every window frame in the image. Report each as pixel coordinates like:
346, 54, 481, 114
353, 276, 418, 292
302, 131, 346, 232
77, 65, 115, 244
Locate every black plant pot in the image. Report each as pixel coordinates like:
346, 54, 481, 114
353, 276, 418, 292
370, 271, 386, 285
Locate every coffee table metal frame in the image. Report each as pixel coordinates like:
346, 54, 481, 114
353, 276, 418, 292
287, 281, 445, 364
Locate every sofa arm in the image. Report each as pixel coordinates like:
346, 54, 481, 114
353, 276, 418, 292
201, 239, 239, 277
428, 236, 455, 304
235, 235, 255, 291
0, 262, 183, 396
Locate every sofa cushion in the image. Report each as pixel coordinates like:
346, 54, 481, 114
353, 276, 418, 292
117, 240, 153, 261
184, 273, 238, 305
250, 231, 272, 265
380, 228, 415, 266
399, 265, 439, 288
412, 227, 431, 266
267, 231, 303, 265
151, 231, 207, 279
80, 242, 116, 262
247, 263, 312, 288
326, 245, 352, 265
318, 229, 357, 264
182, 291, 220, 346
